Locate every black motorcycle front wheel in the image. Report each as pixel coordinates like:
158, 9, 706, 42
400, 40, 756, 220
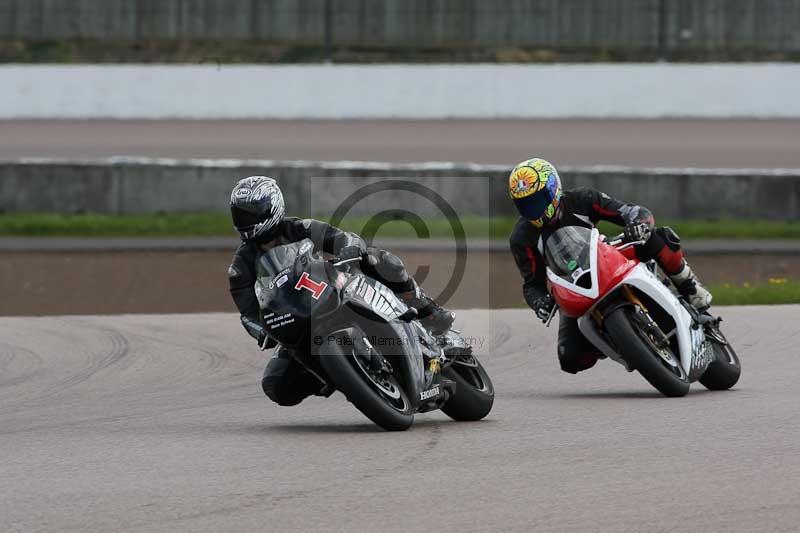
441, 355, 494, 422
319, 335, 414, 431
605, 307, 690, 397
700, 329, 741, 390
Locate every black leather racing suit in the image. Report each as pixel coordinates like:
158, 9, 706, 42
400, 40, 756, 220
228, 217, 417, 406
509, 187, 686, 374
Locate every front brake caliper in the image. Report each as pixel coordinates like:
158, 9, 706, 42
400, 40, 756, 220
631, 309, 670, 349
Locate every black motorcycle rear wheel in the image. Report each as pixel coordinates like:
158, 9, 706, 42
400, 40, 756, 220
319, 335, 414, 431
699, 329, 741, 390
605, 307, 690, 397
441, 354, 494, 422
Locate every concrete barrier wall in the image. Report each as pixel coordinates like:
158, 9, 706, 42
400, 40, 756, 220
3, 64, 800, 119
2, 158, 798, 220
1, 0, 799, 53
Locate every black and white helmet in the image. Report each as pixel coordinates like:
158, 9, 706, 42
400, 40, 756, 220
230, 176, 285, 241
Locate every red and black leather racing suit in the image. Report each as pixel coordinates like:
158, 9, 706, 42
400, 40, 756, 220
509, 187, 686, 374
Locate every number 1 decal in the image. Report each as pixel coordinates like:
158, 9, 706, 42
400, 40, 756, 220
294, 272, 328, 300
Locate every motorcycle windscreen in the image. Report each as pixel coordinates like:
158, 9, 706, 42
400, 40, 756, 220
545, 226, 593, 289
255, 239, 338, 319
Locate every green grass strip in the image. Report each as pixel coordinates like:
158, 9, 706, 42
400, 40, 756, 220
1, 213, 800, 240
503, 279, 800, 307
708, 279, 800, 306
0, 213, 234, 237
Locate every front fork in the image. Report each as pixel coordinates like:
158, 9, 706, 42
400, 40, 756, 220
591, 285, 648, 325
594, 285, 673, 355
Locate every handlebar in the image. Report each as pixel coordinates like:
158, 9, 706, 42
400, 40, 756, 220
329, 250, 379, 269
605, 233, 625, 246
330, 256, 362, 267
605, 233, 645, 250
544, 302, 558, 327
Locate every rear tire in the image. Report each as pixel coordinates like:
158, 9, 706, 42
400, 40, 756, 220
319, 335, 414, 431
441, 356, 494, 422
700, 331, 741, 391
605, 308, 690, 397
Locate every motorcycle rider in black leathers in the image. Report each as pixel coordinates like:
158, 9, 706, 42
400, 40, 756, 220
228, 176, 456, 406
508, 158, 712, 375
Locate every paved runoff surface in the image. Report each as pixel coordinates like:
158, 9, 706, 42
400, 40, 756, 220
3, 119, 800, 168
2, 307, 799, 532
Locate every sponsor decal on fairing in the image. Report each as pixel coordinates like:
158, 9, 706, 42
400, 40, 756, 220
420, 386, 440, 401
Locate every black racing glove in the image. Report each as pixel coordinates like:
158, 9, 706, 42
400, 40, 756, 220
532, 293, 556, 322
241, 315, 273, 348
336, 245, 366, 262
624, 222, 652, 243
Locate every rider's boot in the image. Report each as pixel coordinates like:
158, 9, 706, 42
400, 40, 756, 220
669, 262, 712, 310
399, 280, 455, 335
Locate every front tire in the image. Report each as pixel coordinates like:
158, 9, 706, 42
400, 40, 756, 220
604, 308, 690, 397
319, 334, 414, 431
441, 355, 494, 421
700, 330, 741, 390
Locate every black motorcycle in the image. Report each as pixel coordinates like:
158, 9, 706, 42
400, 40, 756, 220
254, 239, 494, 431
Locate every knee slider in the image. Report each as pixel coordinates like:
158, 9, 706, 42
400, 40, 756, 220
558, 348, 599, 374
558, 352, 582, 374
261, 376, 306, 406
557, 344, 579, 374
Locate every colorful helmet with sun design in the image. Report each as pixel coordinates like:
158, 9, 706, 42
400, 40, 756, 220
508, 158, 563, 227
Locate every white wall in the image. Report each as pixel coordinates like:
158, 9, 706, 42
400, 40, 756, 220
2, 63, 799, 119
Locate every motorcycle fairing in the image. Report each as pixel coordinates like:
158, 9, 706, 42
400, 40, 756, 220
341, 274, 411, 323
578, 263, 699, 377
255, 239, 338, 318
337, 275, 433, 407
255, 239, 339, 347
547, 228, 600, 299
253, 239, 441, 408
547, 228, 637, 318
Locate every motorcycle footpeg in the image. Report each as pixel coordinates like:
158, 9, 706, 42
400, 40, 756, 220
697, 312, 720, 326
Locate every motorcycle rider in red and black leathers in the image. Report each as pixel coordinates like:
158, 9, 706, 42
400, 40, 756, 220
508, 158, 712, 375
228, 176, 455, 406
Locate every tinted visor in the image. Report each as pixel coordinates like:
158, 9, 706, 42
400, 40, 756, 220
232, 205, 282, 241
513, 189, 556, 220
231, 205, 263, 231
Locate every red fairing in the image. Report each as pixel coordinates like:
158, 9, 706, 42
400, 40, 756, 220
596, 241, 638, 294
550, 240, 639, 318
619, 244, 638, 261
550, 283, 595, 317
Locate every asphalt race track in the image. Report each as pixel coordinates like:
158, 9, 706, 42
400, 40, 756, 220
1, 307, 798, 532
3, 119, 800, 167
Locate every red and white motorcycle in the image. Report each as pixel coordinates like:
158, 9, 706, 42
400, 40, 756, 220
544, 226, 741, 397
